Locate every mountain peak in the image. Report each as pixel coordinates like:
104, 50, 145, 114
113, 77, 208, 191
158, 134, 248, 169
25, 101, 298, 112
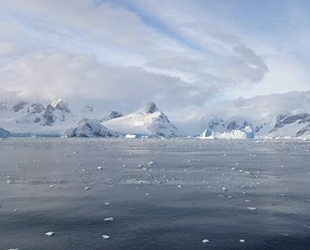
51, 99, 70, 113
144, 102, 158, 114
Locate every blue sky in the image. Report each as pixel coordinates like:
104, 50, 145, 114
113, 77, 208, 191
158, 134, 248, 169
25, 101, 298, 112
0, 0, 309, 113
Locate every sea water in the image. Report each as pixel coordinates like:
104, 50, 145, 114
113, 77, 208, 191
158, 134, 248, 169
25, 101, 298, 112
0, 138, 310, 250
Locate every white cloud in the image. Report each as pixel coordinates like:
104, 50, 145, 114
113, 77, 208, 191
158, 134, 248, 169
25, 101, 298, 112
0, 0, 309, 119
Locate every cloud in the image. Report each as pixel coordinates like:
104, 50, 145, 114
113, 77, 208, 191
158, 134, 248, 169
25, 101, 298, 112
3, 0, 310, 118
0, 53, 190, 110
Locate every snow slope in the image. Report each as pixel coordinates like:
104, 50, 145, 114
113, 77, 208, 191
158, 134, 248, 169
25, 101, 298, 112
103, 102, 181, 137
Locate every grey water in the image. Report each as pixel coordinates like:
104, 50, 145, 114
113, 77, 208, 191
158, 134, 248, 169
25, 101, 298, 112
0, 138, 310, 250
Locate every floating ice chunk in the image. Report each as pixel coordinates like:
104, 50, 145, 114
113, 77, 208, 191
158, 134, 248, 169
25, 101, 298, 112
222, 187, 228, 192
14, 209, 19, 212
84, 187, 91, 190
147, 161, 154, 166
102, 234, 110, 239
45, 231, 55, 237
104, 217, 114, 221
97, 166, 103, 170
239, 239, 245, 243
247, 207, 257, 211
202, 239, 210, 243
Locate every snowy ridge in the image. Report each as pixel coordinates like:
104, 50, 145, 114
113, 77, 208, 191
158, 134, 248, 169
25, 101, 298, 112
2, 91, 310, 139
103, 102, 181, 137
64, 118, 120, 137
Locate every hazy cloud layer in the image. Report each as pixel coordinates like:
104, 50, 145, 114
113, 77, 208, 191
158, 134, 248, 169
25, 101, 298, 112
0, 0, 309, 114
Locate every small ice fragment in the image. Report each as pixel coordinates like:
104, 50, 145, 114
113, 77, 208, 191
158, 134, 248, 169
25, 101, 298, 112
84, 187, 91, 190
123, 164, 127, 167
222, 187, 228, 192
239, 239, 245, 243
177, 185, 182, 188
14, 209, 19, 212
147, 161, 154, 166
145, 193, 150, 196
104, 217, 114, 221
104, 202, 110, 205
97, 166, 103, 170
247, 207, 257, 211
49, 185, 55, 188
45, 231, 55, 237
138, 164, 143, 168
202, 239, 210, 243
102, 234, 110, 239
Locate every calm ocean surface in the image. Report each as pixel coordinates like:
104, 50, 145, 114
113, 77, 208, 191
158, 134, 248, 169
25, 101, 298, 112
0, 138, 310, 250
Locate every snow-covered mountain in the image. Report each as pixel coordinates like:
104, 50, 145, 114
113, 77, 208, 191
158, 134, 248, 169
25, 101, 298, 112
199, 113, 310, 139
0, 99, 95, 135
267, 113, 310, 138
0, 100, 180, 137
103, 102, 181, 137
166, 90, 310, 139
64, 118, 120, 138
2, 90, 310, 139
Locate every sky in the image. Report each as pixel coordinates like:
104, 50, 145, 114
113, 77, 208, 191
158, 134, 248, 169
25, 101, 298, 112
0, 0, 310, 115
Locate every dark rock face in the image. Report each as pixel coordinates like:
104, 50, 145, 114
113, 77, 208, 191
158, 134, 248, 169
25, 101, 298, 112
42, 104, 56, 126
40, 101, 70, 126
270, 113, 310, 133
67, 118, 119, 137
144, 102, 158, 114
106, 111, 123, 120
53, 100, 70, 113
12, 102, 27, 112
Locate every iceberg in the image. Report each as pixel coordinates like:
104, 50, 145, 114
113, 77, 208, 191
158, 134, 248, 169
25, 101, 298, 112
199, 126, 254, 140
0, 127, 11, 138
